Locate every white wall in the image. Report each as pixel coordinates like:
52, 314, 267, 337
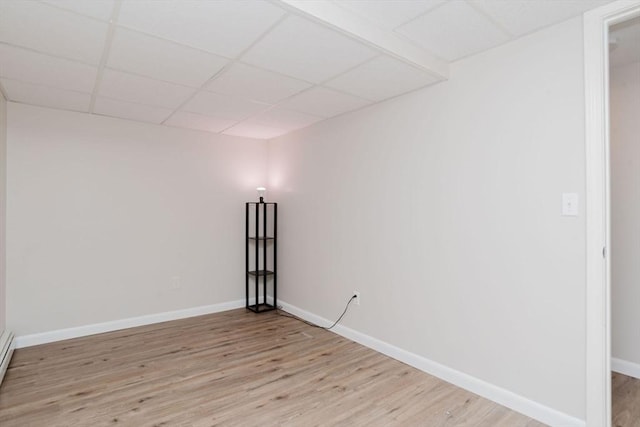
268, 17, 585, 420
0, 92, 6, 333
6, 103, 267, 336
611, 60, 640, 370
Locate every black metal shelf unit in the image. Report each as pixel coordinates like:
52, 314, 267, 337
245, 201, 277, 313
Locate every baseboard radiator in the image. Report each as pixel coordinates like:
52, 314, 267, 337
0, 330, 15, 386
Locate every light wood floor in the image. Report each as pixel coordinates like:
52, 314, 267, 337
0, 309, 545, 426
613, 372, 640, 427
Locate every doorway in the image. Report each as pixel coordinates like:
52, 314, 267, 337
609, 14, 640, 427
584, 2, 640, 427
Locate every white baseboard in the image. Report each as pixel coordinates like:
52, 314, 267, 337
278, 300, 584, 427
12, 298, 584, 426
15, 300, 245, 348
0, 330, 15, 386
612, 357, 640, 380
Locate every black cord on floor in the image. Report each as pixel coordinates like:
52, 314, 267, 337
277, 295, 356, 330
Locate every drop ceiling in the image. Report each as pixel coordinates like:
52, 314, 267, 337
0, 0, 614, 140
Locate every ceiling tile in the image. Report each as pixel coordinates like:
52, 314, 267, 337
0, 0, 108, 65
252, 108, 324, 131
223, 122, 287, 140
99, 69, 195, 109
108, 28, 228, 88
182, 91, 270, 121
207, 63, 312, 104
41, 0, 115, 21
1, 78, 90, 112
470, 0, 615, 37
117, 0, 285, 58
397, 1, 510, 61
278, 87, 372, 118
336, 0, 447, 29
94, 97, 173, 124
241, 15, 377, 83
0, 44, 97, 93
165, 111, 237, 133
325, 55, 441, 101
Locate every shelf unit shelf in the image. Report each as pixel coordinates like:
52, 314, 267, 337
247, 270, 274, 277
246, 303, 276, 312
245, 200, 277, 313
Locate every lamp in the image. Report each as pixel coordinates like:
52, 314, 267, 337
256, 187, 266, 203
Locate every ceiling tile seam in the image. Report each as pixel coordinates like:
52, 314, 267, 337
246, 112, 325, 130
181, 8, 380, 90
389, 1, 450, 35
199, 59, 334, 107
207, 87, 325, 134
272, 0, 448, 80
100, 61, 313, 106
272, 90, 400, 133
0, 76, 92, 97
463, 0, 515, 39
0, 41, 101, 69
233, 60, 317, 86
218, 79, 382, 136
111, 24, 233, 62
387, 31, 448, 64
267, 0, 379, 56
212, 53, 380, 111
231, 12, 291, 62
490, 9, 606, 45
7, 99, 89, 114
101, 66, 207, 91
158, 64, 253, 126
216, 116, 272, 136
101, 5, 436, 110
395, 1, 453, 30
92, 94, 175, 112
91, 110, 168, 125
321, 49, 448, 90
206, 122, 243, 137
221, 122, 286, 137
190, 71, 426, 139
211, 52, 386, 133
0, 63, 385, 120
313, 57, 384, 100
111, 3, 291, 62
159, 12, 292, 126
203, 85, 303, 105
34, 0, 112, 23
165, 122, 241, 136
210, 56, 382, 133
224, 63, 451, 138
328, 1, 386, 28
254, 99, 372, 140
195, 103, 273, 135
334, 0, 444, 33
386, 3, 458, 65
216, 97, 327, 135
357, 78, 443, 106
89, 0, 122, 114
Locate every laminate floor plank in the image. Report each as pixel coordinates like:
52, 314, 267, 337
0, 309, 546, 426
612, 372, 640, 427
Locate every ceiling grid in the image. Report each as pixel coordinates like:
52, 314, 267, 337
0, 0, 616, 139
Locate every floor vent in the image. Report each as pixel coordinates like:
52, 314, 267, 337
0, 330, 15, 386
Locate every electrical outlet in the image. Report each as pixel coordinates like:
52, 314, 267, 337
353, 291, 360, 306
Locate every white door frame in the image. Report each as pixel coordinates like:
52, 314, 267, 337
584, 1, 640, 426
